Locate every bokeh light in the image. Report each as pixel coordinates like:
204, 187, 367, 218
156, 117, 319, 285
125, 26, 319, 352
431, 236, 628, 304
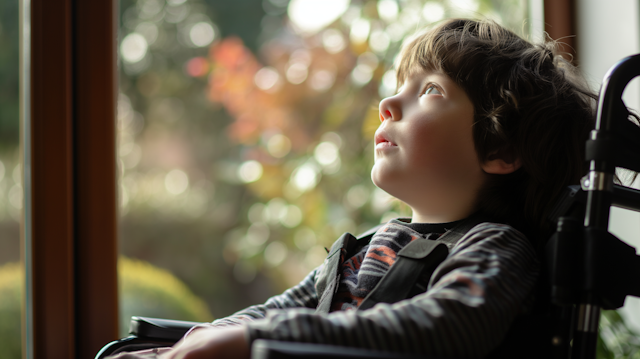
8, 185, 22, 210
189, 22, 216, 47
286, 62, 309, 84
264, 198, 286, 224
121, 33, 148, 63
322, 29, 347, 54
422, 2, 446, 23
379, 69, 397, 97
135, 22, 159, 46
254, 67, 281, 91
166, 4, 190, 23
280, 205, 302, 228
350, 18, 370, 44
309, 69, 336, 92
377, 0, 399, 22
314, 141, 339, 166
351, 52, 378, 86
288, 0, 350, 34
291, 162, 319, 192
449, 0, 479, 13
369, 29, 391, 53
264, 241, 288, 266
238, 160, 264, 183
165, 169, 189, 195
345, 184, 370, 209
266, 134, 292, 158
246, 222, 270, 246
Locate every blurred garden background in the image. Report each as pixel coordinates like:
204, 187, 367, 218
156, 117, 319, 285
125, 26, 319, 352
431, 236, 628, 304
1, 0, 638, 357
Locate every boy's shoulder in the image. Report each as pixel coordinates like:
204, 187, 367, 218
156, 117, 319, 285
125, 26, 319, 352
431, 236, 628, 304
348, 217, 535, 257
451, 221, 537, 258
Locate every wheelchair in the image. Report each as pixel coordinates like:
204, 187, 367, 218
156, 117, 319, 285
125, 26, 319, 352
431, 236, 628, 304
97, 54, 640, 359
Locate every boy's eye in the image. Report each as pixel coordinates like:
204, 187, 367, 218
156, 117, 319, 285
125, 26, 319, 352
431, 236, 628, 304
424, 85, 442, 95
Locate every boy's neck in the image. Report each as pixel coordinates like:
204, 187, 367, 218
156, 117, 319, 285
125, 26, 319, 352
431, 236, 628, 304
410, 208, 474, 224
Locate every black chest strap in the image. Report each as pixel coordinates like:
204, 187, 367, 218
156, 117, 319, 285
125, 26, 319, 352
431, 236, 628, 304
358, 212, 491, 311
315, 212, 491, 314
358, 239, 449, 310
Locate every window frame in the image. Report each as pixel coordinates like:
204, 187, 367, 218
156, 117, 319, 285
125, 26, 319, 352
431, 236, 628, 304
23, 0, 118, 357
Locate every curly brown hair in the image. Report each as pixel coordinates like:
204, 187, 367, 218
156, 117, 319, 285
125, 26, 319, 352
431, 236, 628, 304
396, 19, 597, 236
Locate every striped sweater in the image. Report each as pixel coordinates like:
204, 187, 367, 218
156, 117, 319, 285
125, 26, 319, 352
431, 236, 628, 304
330, 219, 452, 312
208, 221, 540, 358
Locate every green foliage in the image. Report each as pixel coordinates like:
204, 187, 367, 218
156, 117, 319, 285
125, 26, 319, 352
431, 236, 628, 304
0, 262, 22, 359
119, 256, 214, 336
598, 310, 640, 358
0, 0, 20, 150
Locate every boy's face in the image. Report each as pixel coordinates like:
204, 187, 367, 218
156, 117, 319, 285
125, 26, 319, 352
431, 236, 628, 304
371, 68, 487, 223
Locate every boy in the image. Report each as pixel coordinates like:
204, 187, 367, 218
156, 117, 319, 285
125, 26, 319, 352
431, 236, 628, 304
114, 19, 598, 358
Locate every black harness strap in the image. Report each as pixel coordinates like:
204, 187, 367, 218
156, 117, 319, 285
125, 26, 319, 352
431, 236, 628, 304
315, 232, 359, 314
315, 213, 491, 314
358, 240, 449, 310
358, 213, 490, 311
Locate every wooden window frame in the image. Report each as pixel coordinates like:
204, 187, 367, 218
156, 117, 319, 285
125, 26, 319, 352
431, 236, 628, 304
544, 0, 577, 60
24, 1, 118, 358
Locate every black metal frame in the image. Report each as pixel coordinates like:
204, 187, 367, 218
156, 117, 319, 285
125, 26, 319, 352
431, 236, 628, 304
546, 53, 640, 359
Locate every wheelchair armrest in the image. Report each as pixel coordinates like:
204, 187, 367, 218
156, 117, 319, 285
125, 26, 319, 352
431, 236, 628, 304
251, 339, 429, 359
130, 316, 203, 341
95, 317, 204, 359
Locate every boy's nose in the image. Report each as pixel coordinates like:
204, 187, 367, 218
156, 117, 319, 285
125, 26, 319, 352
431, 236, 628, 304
379, 110, 392, 122
379, 97, 398, 122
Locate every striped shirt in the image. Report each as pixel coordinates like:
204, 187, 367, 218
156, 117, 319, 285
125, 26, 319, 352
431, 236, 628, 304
330, 219, 454, 312
208, 222, 540, 358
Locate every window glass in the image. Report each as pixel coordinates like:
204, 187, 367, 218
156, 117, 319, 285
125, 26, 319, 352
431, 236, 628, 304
117, 0, 529, 334
0, 0, 23, 357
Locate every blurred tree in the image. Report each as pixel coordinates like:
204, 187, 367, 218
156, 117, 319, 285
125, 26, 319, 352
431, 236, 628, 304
119, 257, 213, 336
0, 262, 21, 359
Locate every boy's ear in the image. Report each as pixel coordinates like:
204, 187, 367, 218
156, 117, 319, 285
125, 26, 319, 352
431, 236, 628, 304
481, 150, 522, 175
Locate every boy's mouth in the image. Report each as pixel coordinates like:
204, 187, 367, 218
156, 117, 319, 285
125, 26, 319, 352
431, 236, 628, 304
374, 131, 397, 149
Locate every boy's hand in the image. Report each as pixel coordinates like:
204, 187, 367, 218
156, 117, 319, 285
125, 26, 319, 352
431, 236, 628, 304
160, 325, 251, 359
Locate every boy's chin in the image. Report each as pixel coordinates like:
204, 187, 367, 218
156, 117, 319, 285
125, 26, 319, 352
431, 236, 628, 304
370, 167, 385, 190
371, 165, 399, 190
371, 171, 399, 199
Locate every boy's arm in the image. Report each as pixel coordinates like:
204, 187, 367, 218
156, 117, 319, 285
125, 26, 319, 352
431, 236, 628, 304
207, 264, 321, 327
244, 223, 540, 358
